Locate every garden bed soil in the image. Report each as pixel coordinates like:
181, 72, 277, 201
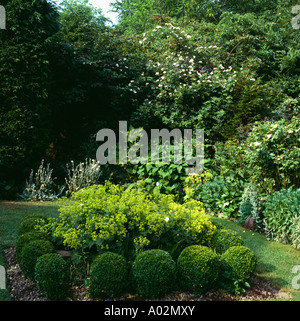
3, 247, 290, 301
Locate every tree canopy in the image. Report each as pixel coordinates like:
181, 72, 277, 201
0, 0, 299, 198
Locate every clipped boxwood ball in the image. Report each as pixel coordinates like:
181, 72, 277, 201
220, 246, 257, 286
16, 231, 49, 263
35, 253, 71, 301
132, 249, 176, 299
17, 215, 48, 237
177, 245, 220, 294
20, 213, 48, 224
210, 229, 244, 254
19, 240, 56, 280
89, 252, 128, 299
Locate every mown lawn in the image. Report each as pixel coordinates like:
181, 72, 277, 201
211, 217, 300, 301
0, 201, 60, 301
0, 201, 299, 301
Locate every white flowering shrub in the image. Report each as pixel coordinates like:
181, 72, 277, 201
245, 117, 299, 191
137, 23, 237, 139
65, 158, 101, 195
128, 19, 282, 143
130, 21, 276, 143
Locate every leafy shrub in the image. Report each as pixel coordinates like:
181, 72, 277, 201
138, 22, 239, 143
35, 253, 71, 300
213, 140, 248, 182
263, 187, 300, 244
38, 182, 216, 261
210, 229, 244, 254
184, 172, 244, 217
19, 160, 62, 201
16, 231, 49, 262
19, 240, 56, 280
177, 245, 220, 294
244, 117, 300, 191
89, 252, 128, 299
220, 246, 257, 291
17, 215, 49, 237
118, 125, 199, 200
65, 158, 101, 196
124, 161, 188, 200
131, 249, 177, 298
209, 217, 227, 231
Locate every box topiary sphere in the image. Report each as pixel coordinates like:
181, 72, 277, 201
17, 214, 48, 237
210, 229, 244, 254
132, 249, 177, 299
16, 231, 49, 263
20, 213, 48, 224
19, 240, 56, 280
89, 252, 128, 299
177, 245, 220, 294
220, 245, 257, 285
35, 253, 71, 301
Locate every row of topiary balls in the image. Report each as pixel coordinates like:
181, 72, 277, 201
15, 213, 257, 300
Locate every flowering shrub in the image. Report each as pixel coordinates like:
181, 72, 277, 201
131, 20, 279, 144
37, 182, 216, 261
244, 117, 299, 191
20, 160, 62, 201
137, 22, 238, 141
65, 158, 101, 196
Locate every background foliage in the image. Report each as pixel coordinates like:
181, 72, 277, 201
0, 0, 299, 204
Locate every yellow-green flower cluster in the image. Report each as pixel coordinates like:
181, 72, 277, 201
38, 182, 216, 256
183, 172, 213, 200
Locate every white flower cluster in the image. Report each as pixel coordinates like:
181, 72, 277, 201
136, 22, 240, 108
150, 53, 236, 96
143, 23, 237, 92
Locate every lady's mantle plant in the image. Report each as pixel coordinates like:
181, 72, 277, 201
37, 182, 216, 261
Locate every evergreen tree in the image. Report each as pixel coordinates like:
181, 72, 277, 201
0, 0, 59, 195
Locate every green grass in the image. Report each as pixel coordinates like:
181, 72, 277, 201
0, 201, 59, 301
211, 217, 300, 301
0, 201, 299, 301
